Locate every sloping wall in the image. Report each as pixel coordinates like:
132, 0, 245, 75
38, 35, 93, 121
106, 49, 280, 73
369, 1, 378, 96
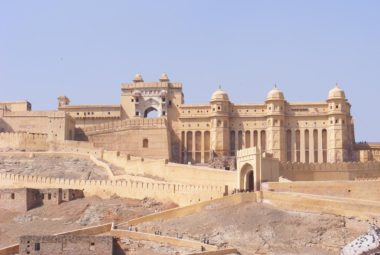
0, 173, 225, 206
262, 180, 380, 201
102, 150, 237, 189
280, 161, 380, 181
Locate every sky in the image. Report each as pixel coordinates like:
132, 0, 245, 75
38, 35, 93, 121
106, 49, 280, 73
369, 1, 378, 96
0, 0, 379, 141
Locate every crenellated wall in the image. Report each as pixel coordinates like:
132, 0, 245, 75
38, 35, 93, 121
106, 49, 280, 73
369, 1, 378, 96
0, 132, 48, 151
262, 180, 380, 201
102, 150, 237, 189
280, 161, 380, 181
0, 173, 226, 206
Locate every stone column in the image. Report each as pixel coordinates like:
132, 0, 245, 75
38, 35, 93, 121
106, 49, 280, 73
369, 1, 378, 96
235, 131, 239, 154
309, 130, 315, 163
242, 131, 246, 149
183, 131, 188, 164
300, 129, 305, 163
192, 131, 196, 163
258, 130, 261, 150
318, 129, 323, 163
290, 129, 296, 162
251, 130, 255, 149
201, 131, 205, 163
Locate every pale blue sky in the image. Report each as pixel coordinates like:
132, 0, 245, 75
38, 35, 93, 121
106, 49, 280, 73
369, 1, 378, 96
0, 1, 379, 141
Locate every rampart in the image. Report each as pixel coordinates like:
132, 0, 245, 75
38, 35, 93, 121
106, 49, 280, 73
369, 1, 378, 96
81, 118, 167, 134
262, 180, 380, 201
0, 132, 48, 151
102, 150, 237, 189
355, 143, 380, 162
0, 173, 226, 206
280, 161, 380, 181
260, 191, 380, 220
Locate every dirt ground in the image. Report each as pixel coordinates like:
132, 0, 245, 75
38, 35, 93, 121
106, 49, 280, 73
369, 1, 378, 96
134, 200, 370, 255
0, 155, 109, 180
0, 196, 175, 248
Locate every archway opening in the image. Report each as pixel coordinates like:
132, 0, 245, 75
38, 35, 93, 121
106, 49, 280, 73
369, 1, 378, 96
246, 170, 254, 191
144, 107, 159, 118
239, 163, 255, 192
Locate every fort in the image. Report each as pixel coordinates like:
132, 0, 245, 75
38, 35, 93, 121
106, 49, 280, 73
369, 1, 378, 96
0, 74, 380, 254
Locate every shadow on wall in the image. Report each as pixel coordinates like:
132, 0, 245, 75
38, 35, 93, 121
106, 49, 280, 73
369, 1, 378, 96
0, 119, 13, 132
113, 240, 126, 255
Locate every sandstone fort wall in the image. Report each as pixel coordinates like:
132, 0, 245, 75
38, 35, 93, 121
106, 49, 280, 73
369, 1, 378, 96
102, 150, 237, 189
260, 191, 380, 220
0, 132, 48, 151
280, 161, 380, 181
0, 173, 225, 206
262, 180, 380, 201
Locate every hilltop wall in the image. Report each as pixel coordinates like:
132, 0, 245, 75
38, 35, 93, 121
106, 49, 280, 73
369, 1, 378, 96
0, 173, 226, 206
78, 118, 171, 160
262, 180, 380, 201
0, 132, 48, 151
102, 150, 237, 189
0, 111, 75, 141
280, 161, 380, 181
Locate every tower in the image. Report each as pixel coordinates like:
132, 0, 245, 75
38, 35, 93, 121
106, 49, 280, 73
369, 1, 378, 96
326, 85, 351, 162
265, 86, 286, 161
209, 88, 231, 156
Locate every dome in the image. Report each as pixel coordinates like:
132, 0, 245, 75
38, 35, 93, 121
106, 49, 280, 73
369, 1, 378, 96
133, 73, 144, 83
159, 89, 168, 97
328, 85, 346, 100
266, 86, 285, 101
132, 90, 142, 97
159, 73, 169, 82
211, 88, 229, 101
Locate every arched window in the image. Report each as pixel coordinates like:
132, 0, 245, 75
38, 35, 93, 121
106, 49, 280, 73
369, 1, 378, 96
143, 138, 149, 148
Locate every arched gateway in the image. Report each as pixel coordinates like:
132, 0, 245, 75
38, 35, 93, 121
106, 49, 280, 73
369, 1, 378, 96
236, 147, 280, 192
240, 164, 254, 191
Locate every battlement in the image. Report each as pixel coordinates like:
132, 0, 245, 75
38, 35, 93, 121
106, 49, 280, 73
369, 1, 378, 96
81, 117, 167, 134
121, 82, 183, 90
0, 172, 225, 206
0, 132, 48, 151
280, 161, 380, 172
237, 147, 260, 157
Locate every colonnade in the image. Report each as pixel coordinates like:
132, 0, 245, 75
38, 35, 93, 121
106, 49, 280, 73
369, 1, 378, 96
230, 130, 266, 156
180, 131, 210, 164
180, 128, 328, 164
286, 128, 327, 163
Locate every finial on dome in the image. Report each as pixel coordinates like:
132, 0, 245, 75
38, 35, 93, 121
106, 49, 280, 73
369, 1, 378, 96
211, 87, 229, 101
328, 84, 346, 100
218, 85, 222, 89
266, 85, 284, 101
133, 73, 144, 83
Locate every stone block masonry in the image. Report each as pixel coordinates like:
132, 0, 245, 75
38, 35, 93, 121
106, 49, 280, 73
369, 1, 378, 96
19, 235, 113, 255
0, 188, 84, 212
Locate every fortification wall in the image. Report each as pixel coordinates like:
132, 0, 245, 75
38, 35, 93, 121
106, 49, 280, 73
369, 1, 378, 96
89, 127, 170, 159
124, 193, 257, 226
50, 140, 103, 157
260, 191, 380, 220
0, 173, 225, 206
262, 180, 380, 201
102, 150, 237, 189
355, 143, 380, 162
0, 113, 48, 134
0, 132, 48, 151
280, 161, 380, 181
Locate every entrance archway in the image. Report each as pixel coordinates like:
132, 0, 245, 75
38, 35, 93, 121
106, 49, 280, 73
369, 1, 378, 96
239, 163, 255, 191
246, 170, 254, 191
144, 107, 159, 118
